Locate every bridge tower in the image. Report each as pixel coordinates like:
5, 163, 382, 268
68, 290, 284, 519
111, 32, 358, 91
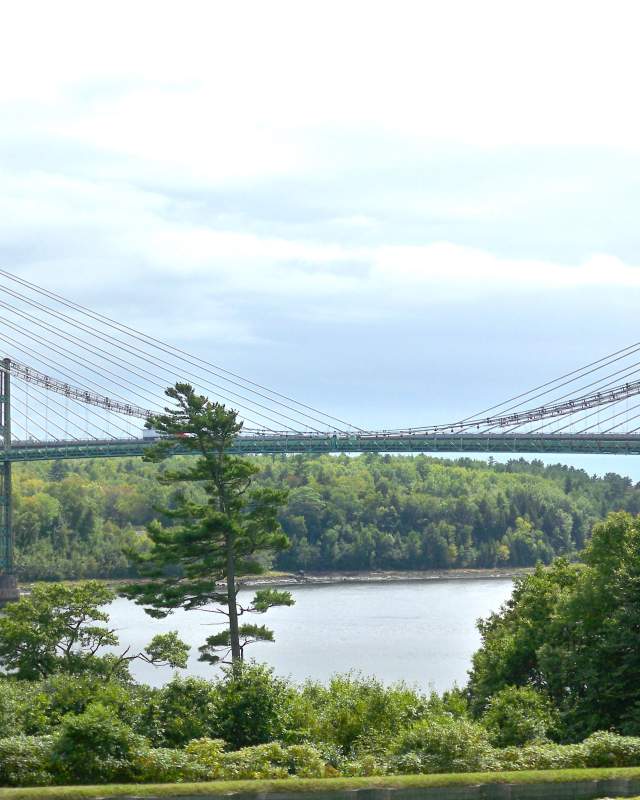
0, 359, 19, 604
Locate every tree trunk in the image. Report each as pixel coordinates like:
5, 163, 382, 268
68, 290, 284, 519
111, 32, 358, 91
226, 534, 242, 661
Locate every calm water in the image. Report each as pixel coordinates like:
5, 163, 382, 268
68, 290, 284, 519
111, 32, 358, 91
108, 579, 513, 691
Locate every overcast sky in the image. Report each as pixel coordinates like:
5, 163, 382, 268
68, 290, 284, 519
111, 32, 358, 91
3, 2, 640, 475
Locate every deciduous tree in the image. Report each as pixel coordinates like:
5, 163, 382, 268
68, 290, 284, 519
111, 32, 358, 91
0, 582, 188, 680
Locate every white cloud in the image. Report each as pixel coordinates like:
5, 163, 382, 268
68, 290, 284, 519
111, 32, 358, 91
2, 0, 640, 432
3, 0, 640, 179
2, 156, 639, 301
370, 246, 640, 295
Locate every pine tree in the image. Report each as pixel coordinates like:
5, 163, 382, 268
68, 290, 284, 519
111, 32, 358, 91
122, 383, 293, 663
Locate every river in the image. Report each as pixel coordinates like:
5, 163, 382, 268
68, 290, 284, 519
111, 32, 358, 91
107, 578, 514, 691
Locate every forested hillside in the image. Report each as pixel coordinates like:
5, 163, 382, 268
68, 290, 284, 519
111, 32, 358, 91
12, 454, 640, 580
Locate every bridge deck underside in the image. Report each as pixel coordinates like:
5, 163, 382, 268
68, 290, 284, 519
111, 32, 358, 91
3, 433, 640, 461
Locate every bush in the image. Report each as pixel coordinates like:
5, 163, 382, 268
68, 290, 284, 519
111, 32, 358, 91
183, 740, 325, 781
50, 702, 148, 783
341, 754, 388, 776
0, 680, 49, 737
221, 742, 289, 780
300, 672, 427, 754
135, 747, 208, 783
0, 735, 55, 787
285, 743, 325, 778
213, 662, 296, 748
482, 686, 558, 747
583, 731, 640, 767
391, 715, 498, 773
184, 737, 226, 779
496, 742, 588, 771
156, 676, 218, 747
40, 674, 153, 735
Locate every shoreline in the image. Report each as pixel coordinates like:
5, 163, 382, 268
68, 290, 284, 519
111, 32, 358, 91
240, 566, 532, 588
20, 567, 532, 593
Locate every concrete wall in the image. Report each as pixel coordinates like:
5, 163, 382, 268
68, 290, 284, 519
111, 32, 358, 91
119, 776, 640, 800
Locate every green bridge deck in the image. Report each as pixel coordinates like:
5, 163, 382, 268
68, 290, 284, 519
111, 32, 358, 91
3, 432, 640, 461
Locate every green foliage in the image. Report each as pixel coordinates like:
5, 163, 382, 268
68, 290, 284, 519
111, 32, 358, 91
1, 708, 640, 792
467, 559, 580, 716
183, 740, 325, 781
134, 747, 208, 783
212, 661, 296, 748
299, 673, 428, 755
0, 680, 49, 737
50, 703, 148, 784
538, 512, 640, 738
142, 631, 190, 669
38, 674, 153, 735
183, 738, 226, 778
5, 466, 640, 789
272, 455, 609, 572
495, 742, 588, 771
469, 512, 640, 740
481, 686, 558, 747
0, 582, 189, 682
198, 624, 275, 666
220, 742, 289, 780
0, 581, 117, 679
494, 734, 640, 771
0, 735, 54, 787
284, 743, 326, 778
252, 588, 296, 612
12, 454, 640, 581
340, 753, 388, 777
581, 731, 640, 767
13, 461, 162, 581
391, 716, 497, 773
154, 676, 218, 747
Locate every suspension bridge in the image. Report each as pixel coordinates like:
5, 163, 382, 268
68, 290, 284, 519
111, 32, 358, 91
1, 270, 640, 601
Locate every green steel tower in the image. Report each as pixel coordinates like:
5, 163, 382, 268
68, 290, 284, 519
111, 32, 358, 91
0, 359, 19, 604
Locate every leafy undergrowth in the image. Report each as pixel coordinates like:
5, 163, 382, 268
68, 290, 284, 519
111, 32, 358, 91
2, 767, 640, 800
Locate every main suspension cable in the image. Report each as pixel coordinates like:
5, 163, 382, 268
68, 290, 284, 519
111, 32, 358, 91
0, 269, 361, 431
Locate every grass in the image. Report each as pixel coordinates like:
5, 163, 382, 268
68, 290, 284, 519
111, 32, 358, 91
2, 766, 640, 800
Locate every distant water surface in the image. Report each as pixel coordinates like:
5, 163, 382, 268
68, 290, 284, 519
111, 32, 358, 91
108, 578, 513, 691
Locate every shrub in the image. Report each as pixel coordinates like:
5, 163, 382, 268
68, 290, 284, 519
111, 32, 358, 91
583, 731, 640, 767
311, 741, 346, 770
285, 743, 325, 778
435, 687, 471, 718
181, 740, 325, 781
135, 747, 208, 783
496, 742, 588, 771
221, 742, 289, 780
0, 680, 49, 737
300, 672, 427, 754
482, 686, 558, 747
341, 754, 388, 776
391, 715, 498, 773
0, 735, 55, 787
156, 676, 218, 747
50, 702, 148, 783
40, 674, 152, 735
391, 751, 423, 775
184, 737, 226, 778
212, 662, 296, 748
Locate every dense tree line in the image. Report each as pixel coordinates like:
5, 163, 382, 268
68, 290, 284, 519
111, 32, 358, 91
11, 454, 640, 580
468, 510, 640, 741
